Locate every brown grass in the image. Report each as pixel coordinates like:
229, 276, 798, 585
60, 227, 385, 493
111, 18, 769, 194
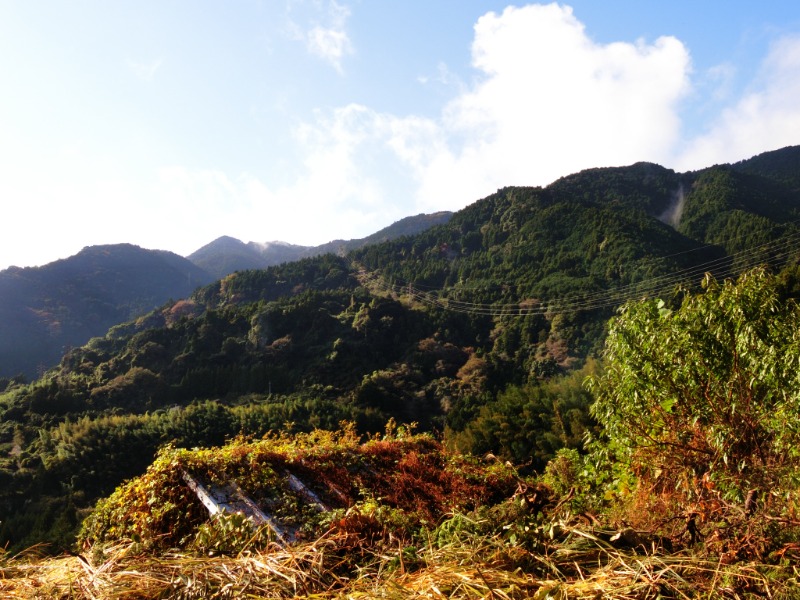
10, 429, 798, 598
4, 521, 798, 599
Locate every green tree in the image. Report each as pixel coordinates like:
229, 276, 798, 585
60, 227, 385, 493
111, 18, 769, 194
448, 362, 598, 471
588, 268, 800, 556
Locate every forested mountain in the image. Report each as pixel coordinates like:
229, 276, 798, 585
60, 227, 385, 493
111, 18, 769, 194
188, 211, 454, 278
310, 210, 454, 257
3, 146, 800, 552
0, 244, 214, 381
0, 213, 453, 381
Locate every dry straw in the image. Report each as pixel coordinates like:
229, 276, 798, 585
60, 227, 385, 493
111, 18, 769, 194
3, 521, 797, 599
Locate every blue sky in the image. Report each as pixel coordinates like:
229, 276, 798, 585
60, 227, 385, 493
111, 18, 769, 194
2, 1, 800, 270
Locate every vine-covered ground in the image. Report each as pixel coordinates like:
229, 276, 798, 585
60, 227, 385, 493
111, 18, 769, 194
3, 424, 799, 598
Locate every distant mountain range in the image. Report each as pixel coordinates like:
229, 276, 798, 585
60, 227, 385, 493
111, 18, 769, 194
0, 212, 453, 379
0, 244, 214, 380
187, 211, 454, 279
4, 142, 800, 383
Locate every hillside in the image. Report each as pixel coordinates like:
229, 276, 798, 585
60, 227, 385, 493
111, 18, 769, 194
0, 244, 214, 381
3, 146, 800, 556
188, 211, 453, 278
0, 213, 454, 384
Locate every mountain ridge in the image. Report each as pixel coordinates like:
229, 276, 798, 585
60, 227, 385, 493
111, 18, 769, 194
5, 146, 800, 381
0, 244, 215, 380
187, 211, 454, 279
0, 212, 452, 380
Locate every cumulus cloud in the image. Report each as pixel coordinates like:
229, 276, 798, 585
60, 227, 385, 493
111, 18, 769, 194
423, 4, 689, 199
275, 3, 695, 218
249, 3, 697, 220
15, 2, 800, 269
676, 35, 800, 170
397, 5, 800, 205
310, 3, 800, 214
294, 0, 353, 73
317, 3, 686, 213
142, 4, 800, 253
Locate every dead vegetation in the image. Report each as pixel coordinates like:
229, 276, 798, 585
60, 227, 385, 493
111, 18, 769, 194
2, 424, 799, 598
4, 520, 798, 599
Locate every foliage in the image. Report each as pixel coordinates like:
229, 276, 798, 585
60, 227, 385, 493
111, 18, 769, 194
588, 267, 800, 559
191, 511, 275, 556
79, 425, 520, 552
66, 421, 800, 597
446, 363, 600, 471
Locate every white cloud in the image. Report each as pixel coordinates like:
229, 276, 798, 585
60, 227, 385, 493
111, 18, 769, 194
119, 10, 800, 256
677, 35, 800, 170
417, 61, 463, 90
144, 105, 406, 250
184, 10, 799, 253
307, 25, 352, 73
704, 62, 737, 102
126, 57, 163, 82
10, 2, 800, 271
266, 3, 697, 217
381, 3, 691, 211
294, 0, 353, 73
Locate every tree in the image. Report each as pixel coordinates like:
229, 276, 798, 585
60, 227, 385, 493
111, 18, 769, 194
447, 362, 598, 471
588, 267, 800, 557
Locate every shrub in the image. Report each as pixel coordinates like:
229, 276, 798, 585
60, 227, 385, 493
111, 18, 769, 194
588, 268, 800, 558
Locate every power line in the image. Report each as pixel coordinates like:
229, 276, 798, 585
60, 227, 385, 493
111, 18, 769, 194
355, 226, 800, 316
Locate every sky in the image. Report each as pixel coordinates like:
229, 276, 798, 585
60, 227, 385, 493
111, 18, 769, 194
3, 1, 800, 270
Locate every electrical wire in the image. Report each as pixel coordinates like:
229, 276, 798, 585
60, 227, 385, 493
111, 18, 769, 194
354, 224, 800, 316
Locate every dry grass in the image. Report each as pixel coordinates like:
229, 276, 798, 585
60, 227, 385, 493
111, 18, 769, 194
4, 522, 798, 599
7, 430, 798, 598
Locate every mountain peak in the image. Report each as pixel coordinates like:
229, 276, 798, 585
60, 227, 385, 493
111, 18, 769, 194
187, 212, 454, 279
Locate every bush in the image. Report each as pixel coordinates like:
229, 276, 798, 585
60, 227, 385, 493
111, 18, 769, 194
588, 268, 800, 558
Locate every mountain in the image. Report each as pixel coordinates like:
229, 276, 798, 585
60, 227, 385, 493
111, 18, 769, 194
3, 145, 800, 552
0, 213, 452, 380
185, 236, 306, 279
0, 244, 214, 380
732, 144, 800, 190
188, 211, 454, 279
310, 211, 454, 256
